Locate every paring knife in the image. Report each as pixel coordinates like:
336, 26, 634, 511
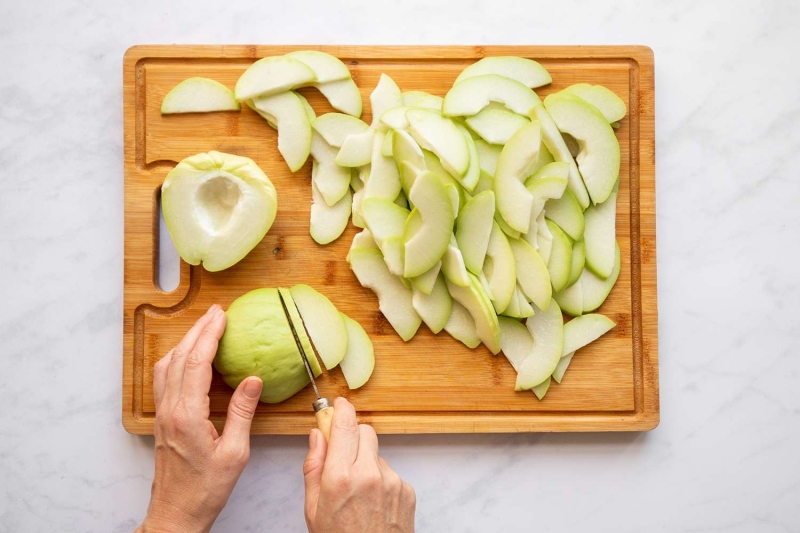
278, 291, 335, 441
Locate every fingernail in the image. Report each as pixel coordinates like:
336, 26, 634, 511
244, 377, 262, 399
206, 304, 218, 315
309, 429, 318, 449
213, 306, 225, 320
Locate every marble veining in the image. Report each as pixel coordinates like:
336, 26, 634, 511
1, 0, 800, 531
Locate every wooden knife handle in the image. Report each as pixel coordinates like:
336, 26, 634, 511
315, 405, 334, 442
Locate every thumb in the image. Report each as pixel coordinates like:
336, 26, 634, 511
303, 428, 327, 523
221, 377, 262, 448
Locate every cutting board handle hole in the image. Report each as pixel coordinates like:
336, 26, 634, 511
156, 188, 180, 293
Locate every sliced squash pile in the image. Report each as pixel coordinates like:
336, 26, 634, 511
338, 58, 623, 397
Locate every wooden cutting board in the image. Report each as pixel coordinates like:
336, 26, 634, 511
122, 45, 658, 434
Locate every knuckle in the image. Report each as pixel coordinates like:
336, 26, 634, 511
235, 447, 251, 466
332, 402, 358, 433
169, 411, 184, 430
169, 346, 187, 366
184, 350, 207, 371
333, 416, 358, 436
360, 470, 383, 491
228, 397, 257, 420
222, 445, 249, 466
353, 467, 384, 492
403, 482, 417, 505
303, 455, 320, 477
155, 409, 171, 428
171, 345, 186, 360
169, 402, 190, 432
328, 470, 352, 492
383, 470, 402, 492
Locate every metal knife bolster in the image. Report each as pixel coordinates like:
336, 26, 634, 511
312, 397, 332, 412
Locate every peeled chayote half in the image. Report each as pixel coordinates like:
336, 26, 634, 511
161, 151, 277, 272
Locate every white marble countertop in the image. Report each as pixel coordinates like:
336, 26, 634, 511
2, 0, 799, 531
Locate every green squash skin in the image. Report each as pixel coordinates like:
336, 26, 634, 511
215, 288, 311, 403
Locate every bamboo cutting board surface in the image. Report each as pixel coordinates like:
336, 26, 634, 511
123, 45, 658, 434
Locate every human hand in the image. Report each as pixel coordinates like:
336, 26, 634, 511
137, 304, 262, 533
303, 398, 416, 533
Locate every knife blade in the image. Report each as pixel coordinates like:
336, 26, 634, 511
278, 290, 334, 441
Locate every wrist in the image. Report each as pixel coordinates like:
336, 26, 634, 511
139, 499, 215, 533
